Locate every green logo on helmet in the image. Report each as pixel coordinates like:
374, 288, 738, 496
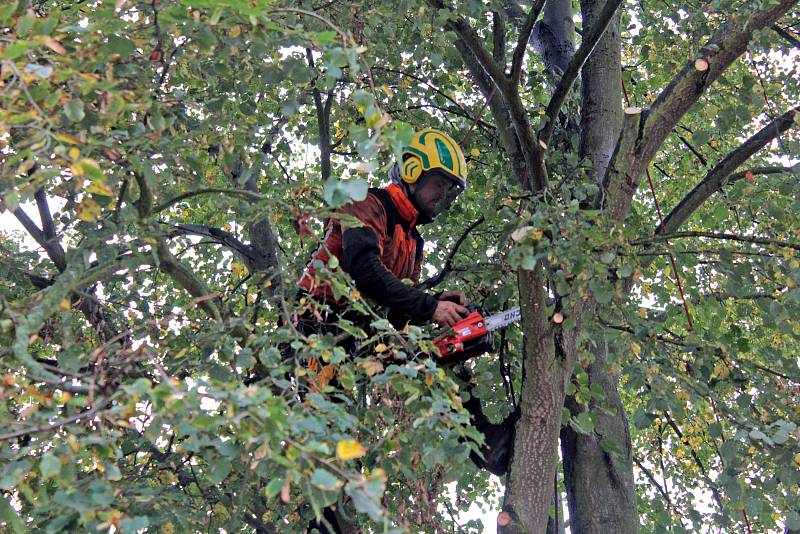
435, 138, 454, 171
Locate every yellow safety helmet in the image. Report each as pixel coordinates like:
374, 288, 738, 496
398, 128, 468, 188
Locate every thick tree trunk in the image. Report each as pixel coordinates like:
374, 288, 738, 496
499, 268, 564, 534
558, 1, 640, 533
578, 0, 622, 185
561, 338, 639, 533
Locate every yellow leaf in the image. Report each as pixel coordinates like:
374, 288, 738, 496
712, 361, 730, 380
86, 181, 113, 196
76, 197, 101, 222
228, 25, 241, 37
336, 439, 367, 461
59, 298, 71, 311
68, 147, 80, 160
631, 341, 641, 356
374, 343, 387, 353
54, 133, 82, 145
470, 148, 480, 157
360, 358, 383, 376
425, 373, 434, 387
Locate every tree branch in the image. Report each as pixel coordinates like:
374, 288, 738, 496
509, 0, 546, 85
658, 106, 799, 235
420, 215, 485, 289
772, 24, 800, 48
633, 231, 800, 252
153, 187, 265, 213
164, 223, 265, 270
493, 10, 507, 65
33, 189, 67, 271
539, 0, 623, 148
439, 4, 510, 91
602, 0, 798, 222
633, 456, 679, 521
435, 2, 546, 190
154, 240, 223, 321
0, 403, 104, 443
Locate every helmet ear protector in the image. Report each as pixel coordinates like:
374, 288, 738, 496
401, 154, 424, 184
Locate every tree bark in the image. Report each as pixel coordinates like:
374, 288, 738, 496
559, 2, 640, 533
578, 0, 622, 185
499, 267, 563, 534
561, 337, 639, 534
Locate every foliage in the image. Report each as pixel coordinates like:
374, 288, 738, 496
0, 0, 798, 532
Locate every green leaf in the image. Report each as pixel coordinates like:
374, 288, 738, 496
599, 436, 624, 456
195, 27, 217, 49
119, 516, 149, 531
64, 100, 85, 122
107, 35, 136, 57
315, 31, 338, 45
0, 495, 24, 534
265, 477, 284, 499
206, 458, 232, 484
323, 178, 368, 208
310, 469, 343, 491
2, 40, 33, 60
40, 453, 61, 480
570, 411, 595, 435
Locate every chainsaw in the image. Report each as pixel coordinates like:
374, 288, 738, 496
433, 305, 521, 363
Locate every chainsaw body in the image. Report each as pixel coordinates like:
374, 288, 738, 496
433, 308, 495, 363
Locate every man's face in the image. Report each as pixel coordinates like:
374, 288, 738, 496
411, 171, 462, 219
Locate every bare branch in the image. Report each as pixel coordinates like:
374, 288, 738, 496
539, 0, 623, 148
154, 240, 223, 321
603, 0, 798, 222
421, 215, 485, 289
0, 404, 104, 443
772, 24, 800, 48
509, 0, 546, 84
658, 106, 800, 235
633, 231, 800, 252
153, 188, 264, 214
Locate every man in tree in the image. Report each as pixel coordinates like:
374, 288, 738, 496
297, 127, 471, 333
295, 128, 481, 533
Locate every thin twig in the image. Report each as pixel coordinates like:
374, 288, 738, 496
0, 404, 104, 442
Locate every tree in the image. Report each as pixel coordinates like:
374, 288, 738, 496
1, 0, 798, 533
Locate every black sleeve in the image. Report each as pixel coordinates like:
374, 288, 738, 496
341, 227, 438, 323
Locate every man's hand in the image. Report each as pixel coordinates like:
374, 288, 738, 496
433, 300, 469, 328
438, 290, 466, 305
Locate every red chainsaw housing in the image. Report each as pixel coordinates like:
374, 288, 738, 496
434, 311, 490, 362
